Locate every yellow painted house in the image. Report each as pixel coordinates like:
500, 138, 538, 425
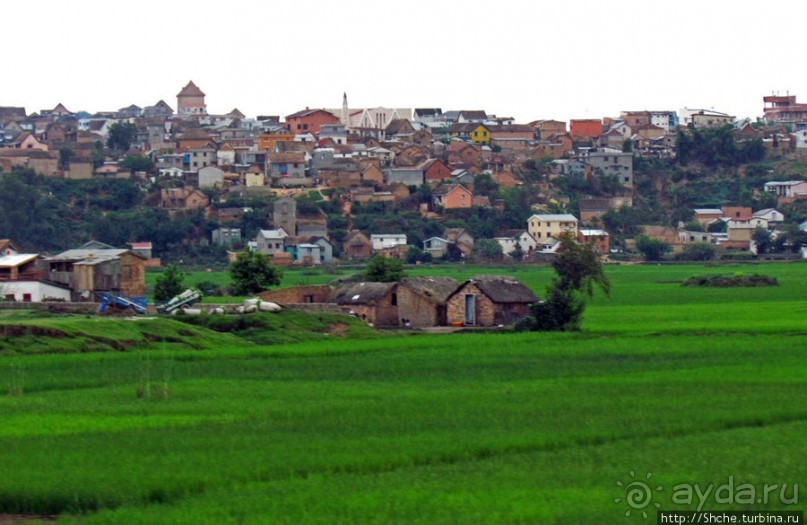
448, 123, 491, 145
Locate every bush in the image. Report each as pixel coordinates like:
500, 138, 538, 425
154, 264, 185, 302
681, 273, 778, 287
635, 235, 671, 261
675, 243, 716, 261
517, 286, 585, 332
229, 251, 283, 295
365, 255, 404, 282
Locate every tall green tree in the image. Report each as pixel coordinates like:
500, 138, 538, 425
521, 232, 610, 332
106, 122, 138, 152
365, 254, 404, 282
229, 251, 283, 295
153, 264, 185, 302
635, 235, 671, 262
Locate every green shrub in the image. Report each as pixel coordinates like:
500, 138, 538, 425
681, 273, 778, 287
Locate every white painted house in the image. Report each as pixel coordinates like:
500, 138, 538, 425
494, 230, 538, 256
370, 234, 407, 251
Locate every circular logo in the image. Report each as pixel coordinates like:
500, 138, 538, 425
615, 471, 663, 519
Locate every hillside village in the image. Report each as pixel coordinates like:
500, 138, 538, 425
0, 84, 806, 305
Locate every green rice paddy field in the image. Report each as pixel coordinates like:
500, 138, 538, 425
2, 262, 806, 523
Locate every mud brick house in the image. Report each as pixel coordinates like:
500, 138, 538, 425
342, 231, 373, 260
329, 282, 399, 326
446, 276, 538, 327
397, 277, 459, 328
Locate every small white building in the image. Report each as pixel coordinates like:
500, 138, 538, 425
370, 234, 407, 251
0, 253, 71, 302
494, 230, 538, 256
752, 208, 785, 224
297, 243, 322, 265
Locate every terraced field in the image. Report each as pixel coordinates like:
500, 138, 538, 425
2, 262, 805, 523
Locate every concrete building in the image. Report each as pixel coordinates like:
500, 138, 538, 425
527, 214, 579, 243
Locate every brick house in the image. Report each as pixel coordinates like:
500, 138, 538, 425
433, 184, 472, 210
397, 277, 460, 328
421, 158, 452, 184
446, 276, 538, 327
329, 282, 399, 326
489, 124, 534, 149
531, 120, 567, 140
444, 228, 474, 256
578, 229, 610, 254
342, 231, 373, 260
285, 108, 339, 135
160, 187, 209, 213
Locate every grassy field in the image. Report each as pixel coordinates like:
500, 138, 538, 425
2, 262, 806, 523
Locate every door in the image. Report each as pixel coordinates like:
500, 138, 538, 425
464, 294, 476, 325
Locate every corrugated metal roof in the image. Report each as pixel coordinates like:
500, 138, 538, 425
0, 254, 37, 268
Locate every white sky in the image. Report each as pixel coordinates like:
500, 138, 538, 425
4, 0, 805, 123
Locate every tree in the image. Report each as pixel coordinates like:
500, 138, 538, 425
752, 227, 772, 254
552, 232, 611, 297
106, 122, 138, 152
406, 245, 425, 264
521, 282, 586, 332
229, 250, 283, 295
153, 264, 185, 302
474, 239, 503, 260
443, 242, 463, 262
365, 254, 404, 282
622, 138, 633, 153
472, 173, 499, 196
520, 232, 610, 332
635, 235, 671, 261
121, 155, 154, 174
510, 241, 524, 261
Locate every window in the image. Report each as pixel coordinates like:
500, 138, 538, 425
303, 124, 308, 130
391, 293, 397, 306
22, 294, 32, 302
